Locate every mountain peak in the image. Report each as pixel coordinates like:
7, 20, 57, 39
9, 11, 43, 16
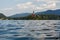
9, 9, 60, 18
0, 13, 6, 18
36, 9, 60, 15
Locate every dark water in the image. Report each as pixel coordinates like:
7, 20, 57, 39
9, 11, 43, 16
0, 20, 60, 40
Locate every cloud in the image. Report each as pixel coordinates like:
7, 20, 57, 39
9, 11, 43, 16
15, 0, 19, 1
47, 3, 56, 9
16, 0, 57, 10
1, 1, 56, 16
16, 2, 56, 10
0, 0, 60, 16
1, 8, 13, 11
35, 0, 56, 2
34, 0, 57, 10
16, 2, 35, 10
35, 0, 40, 2
0, 8, 14, 16
34, 3, 56, 11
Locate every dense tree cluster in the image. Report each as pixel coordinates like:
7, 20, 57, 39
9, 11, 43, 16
10, 14, 60, 20
0, 13, 60, 20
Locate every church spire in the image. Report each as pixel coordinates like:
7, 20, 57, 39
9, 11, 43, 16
33, 11, 34, 14
32, 10, 35, 17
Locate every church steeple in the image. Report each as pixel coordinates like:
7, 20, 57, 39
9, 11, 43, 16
33, 11, 34, 14
32, 10, 35, 17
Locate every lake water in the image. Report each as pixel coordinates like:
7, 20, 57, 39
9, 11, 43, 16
0, 20, 60, 40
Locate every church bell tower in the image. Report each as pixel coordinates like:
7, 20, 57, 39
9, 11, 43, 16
32, 11, 35, 17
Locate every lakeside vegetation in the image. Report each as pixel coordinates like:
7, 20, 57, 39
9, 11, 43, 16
0, 14, 58, 20
0, 13, 60, 20
8, 14, 60, 20
0, 9, 60, 20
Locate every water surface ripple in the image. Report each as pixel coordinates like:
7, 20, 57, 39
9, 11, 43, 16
0, 20, 60, 40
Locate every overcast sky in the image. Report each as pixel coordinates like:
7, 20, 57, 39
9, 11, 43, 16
0, 0, 60, 16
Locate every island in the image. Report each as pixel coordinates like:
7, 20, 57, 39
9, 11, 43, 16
0, 9, 60, 20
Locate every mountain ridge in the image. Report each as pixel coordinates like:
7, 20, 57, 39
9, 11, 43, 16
9, 9, 60, 18
9, 13, 32, 18
0, 9, 60, 20
35, 9, 60, 15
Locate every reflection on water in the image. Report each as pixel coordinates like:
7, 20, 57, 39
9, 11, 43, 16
0, 20, 60, 40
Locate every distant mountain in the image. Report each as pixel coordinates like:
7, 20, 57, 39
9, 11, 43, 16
0, 13, 6, 18
9, 9, 60, 18
9, 13, 31, 18
36, 9, 60, 15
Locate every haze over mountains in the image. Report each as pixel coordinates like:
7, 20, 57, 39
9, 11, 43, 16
0, 9, 60, 20
9, 13, 31, 18
9, 9, 60, 18
0, 13, 6, 17
36, 9, 60, 15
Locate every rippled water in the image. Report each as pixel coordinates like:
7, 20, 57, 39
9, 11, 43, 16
0, 20, 60, 40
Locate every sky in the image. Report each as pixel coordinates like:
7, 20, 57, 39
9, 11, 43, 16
0, 0, 60, 16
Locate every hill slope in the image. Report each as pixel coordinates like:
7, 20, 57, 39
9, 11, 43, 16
0, 13, 6, 18
9, 13, 31, 18
36, 9, 60, 15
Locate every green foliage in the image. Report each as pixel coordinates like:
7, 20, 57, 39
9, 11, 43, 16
0, 13, 60, 20
10, 14, 60, 20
